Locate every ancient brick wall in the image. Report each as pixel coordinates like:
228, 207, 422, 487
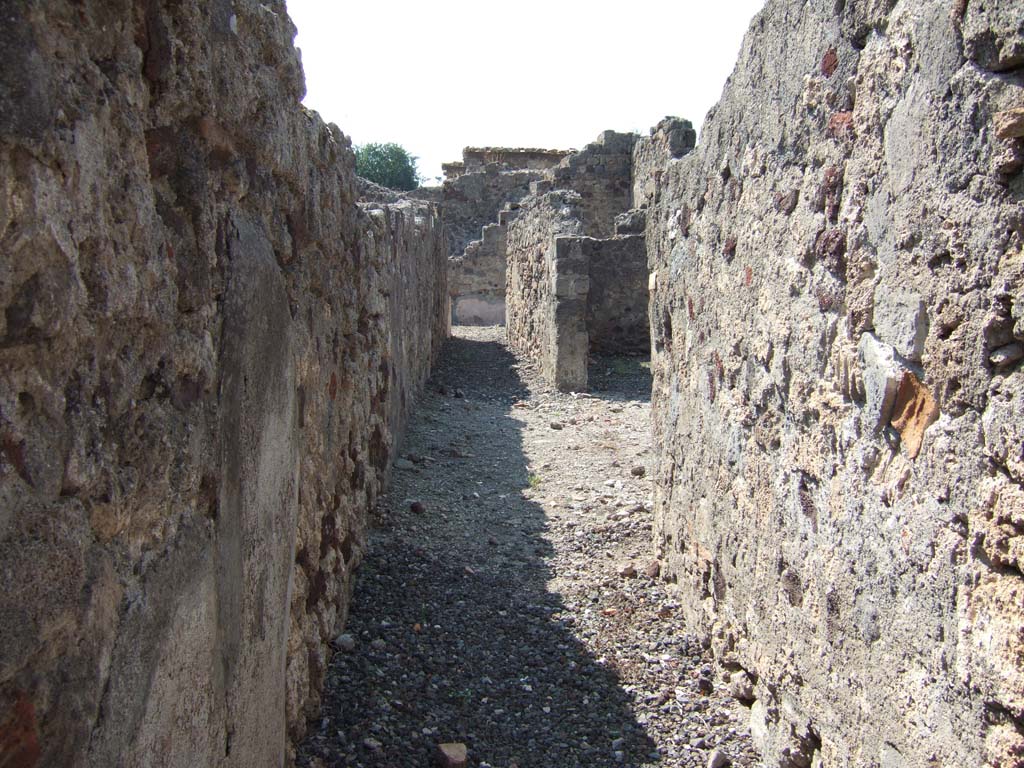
641, 1, 1024, 765
0, 3, 447, 767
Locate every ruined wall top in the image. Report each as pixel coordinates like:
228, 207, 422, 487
443, 147, 572, 179
357, 176, 407, 203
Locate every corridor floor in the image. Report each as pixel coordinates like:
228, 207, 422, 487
298, 327, 755, 768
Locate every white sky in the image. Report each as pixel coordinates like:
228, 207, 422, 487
285, 0, 766, 184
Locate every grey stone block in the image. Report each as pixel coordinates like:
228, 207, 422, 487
858, 333, 903, 432
873, 287, 927, 361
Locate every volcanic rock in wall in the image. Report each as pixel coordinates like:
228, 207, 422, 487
0, 2, 447, 766
638, 0, 1024, 765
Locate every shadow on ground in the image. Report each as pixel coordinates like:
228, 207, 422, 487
588, 353, 652, 404
298, 332, 659, 768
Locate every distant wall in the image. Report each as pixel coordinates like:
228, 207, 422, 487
440, 166, 544, 328
444, 134, 639, 330
0, 3, 447, 767
504, 129, 655, 389
507, 230, 649, 390
443, 147, 570, 179
441, 166, 544, 256
356, 176, 407, 203
506, 183, 652, 389
451, 223, 508, 326
550, 131, 637, 238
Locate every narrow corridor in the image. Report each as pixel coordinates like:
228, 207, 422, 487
299, 327, 755, 768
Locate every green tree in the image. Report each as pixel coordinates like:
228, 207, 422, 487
355, 142, 420, 190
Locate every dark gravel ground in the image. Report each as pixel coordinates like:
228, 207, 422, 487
298, 327, 756, 768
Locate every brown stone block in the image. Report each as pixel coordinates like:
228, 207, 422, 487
994, 108, 1024, 140
828, 111, 854, 139
774, 189, 799, 215
0, 692, 41, 768
821, 47, 838, 77
89, 501, 128, 542
813, 228, 847, 275
0, 436, 33, 487
890, 371, 939, 459
196, 116, 236, 157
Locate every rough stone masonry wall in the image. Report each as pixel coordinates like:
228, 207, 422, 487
506, 130, 653, 388
450, 222, 508, 325
550, 130, 637, 238
584, 234, 649, 354
641, 1, 1023, 766
439, 165, 546, 256
506, 191, 587, 390
0, 3, 447, 768
633, 116, 697, 207
437, 164, 549, 329
444, 136, 638, 329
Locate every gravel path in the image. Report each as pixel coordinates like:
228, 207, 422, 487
299, 327, 756, 768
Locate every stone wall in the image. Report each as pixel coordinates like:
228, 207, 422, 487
641, 1, 1024, 766
551, 130, 638, 238
584, 234, 649, 355
632, 117, 697, 211
440, 165, 545, 257
505, 130, 654, 388
443, 134, 638, 329
288, 198, 447, 751
506, 192, 586, 390
356, 176, 406, 203
438, 163, 550, 328
506, 192, 651, 388
442, 146, 569, 179
0, 3, 447, 768
450, 222, 508, 325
